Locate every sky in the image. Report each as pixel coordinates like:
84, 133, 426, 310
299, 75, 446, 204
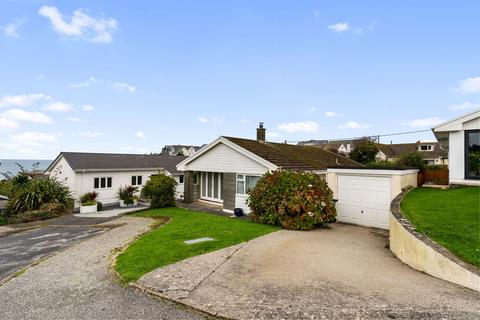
0, 0, 479, 160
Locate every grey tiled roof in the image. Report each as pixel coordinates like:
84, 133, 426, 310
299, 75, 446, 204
53, 152, 187, 175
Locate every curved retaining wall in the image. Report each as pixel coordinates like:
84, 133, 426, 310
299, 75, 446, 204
389, 191, 480, 292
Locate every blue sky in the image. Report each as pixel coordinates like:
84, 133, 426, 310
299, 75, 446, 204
0, 0, 479, 159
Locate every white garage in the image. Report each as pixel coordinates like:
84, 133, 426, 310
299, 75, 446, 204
326, 168, 418, 230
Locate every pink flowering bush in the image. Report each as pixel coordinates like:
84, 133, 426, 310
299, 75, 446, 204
247, 170, 336, 231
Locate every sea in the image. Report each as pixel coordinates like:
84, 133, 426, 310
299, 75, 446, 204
0, 159, 53, 179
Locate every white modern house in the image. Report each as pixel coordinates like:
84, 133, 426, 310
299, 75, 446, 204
433, 109, 480, 186
45, 152, 187, 207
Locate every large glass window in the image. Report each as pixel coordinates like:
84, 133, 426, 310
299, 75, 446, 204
465, 130, 480, 180
199, 172, 223, 201
236, 175, 260, 194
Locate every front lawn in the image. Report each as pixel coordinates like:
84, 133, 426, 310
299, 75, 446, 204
401, 187, 480, 268
115, 207, 279, 283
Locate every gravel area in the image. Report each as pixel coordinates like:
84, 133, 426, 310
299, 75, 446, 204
0, 216, 208, 320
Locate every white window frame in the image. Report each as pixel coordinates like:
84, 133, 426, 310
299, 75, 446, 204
200, 172, 223, 203
94, 176, 113, 189
236, 174, 261, 195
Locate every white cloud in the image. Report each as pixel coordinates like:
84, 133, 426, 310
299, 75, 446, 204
112, 82, 136, 93
197, 116, 224, 124
449, 101, 479, 110
266, 131, 281, 138
325, 111, 343, 117
1, 109, 52, 124
10, 131, 58, 146
44, 102, 73, 112
455, 76, 480, 94
2, 19, 27, 38
406, 117, 443, 128
69, 77, 135, 93
278, 121, 319, 133
328, 21, 375, 35
82, 104, 95, 111
135, 131, 146, 139
0, 117, 19, 129
328, 22, 349, 32
0, 93, 49, 107
339, 121, 371, 129
38, 6, 118, 43
79, 131, 105, 138
65, 116, 85, 123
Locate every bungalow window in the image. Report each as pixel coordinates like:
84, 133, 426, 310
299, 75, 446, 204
465, 130, 480, 180
419, 145, 432, 151
200, 172, 223, 201
131, 175, 143, 186
236, 175, 261, 195
94, 177, 112, 189
179, 175, 184, 184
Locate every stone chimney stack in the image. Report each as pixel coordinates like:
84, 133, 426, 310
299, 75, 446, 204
257, 122, 266, 143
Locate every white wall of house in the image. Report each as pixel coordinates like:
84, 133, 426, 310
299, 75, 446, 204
184, 143, 271, 175
47, 158, 185, 207
48, 157, 77, 198
445, 117, 479, 185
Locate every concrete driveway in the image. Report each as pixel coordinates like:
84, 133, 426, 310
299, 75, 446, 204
139, 223, 480, 320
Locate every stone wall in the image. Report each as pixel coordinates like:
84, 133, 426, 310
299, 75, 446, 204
389, 191, 480, 292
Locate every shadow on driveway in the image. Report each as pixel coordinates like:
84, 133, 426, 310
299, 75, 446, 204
0, 215, 118, 281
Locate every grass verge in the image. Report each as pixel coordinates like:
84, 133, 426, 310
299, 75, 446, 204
401, 187, 480, 268
115, 207, 279, 282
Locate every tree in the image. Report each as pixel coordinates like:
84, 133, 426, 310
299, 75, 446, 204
397, 152, 425, 169
349, 140, 379, 164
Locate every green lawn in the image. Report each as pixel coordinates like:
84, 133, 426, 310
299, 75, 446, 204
401, 187, 480, 268
115, 207, 279, 283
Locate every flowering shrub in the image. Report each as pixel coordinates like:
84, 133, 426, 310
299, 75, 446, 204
247, 170, 336, 231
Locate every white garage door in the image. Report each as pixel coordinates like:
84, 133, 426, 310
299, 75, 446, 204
337, 175, 391, 230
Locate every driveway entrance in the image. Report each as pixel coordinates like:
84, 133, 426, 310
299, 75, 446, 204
138, 223, 480, 320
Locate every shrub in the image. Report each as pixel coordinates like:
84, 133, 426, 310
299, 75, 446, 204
350, 140, 379, 164
80, 191, 98, 204
397, 152, 424, 169
9, 203, 68, 224
117, 186, 139, 205
6, 177, 74, 216
0, 179, 13, 198
141, 173, 177, 208
247, 170, 336, 231
367, 160, 397, 169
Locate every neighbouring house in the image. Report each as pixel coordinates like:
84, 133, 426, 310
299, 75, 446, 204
376, 141, 449, 165
177, 123, 363, 214
0, 195, 7, 213
433, 109, 480, 186
45, 152, 187, 207
161, 145, 204, 156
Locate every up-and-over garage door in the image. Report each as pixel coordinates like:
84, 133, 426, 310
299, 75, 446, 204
337, 175, 391, 230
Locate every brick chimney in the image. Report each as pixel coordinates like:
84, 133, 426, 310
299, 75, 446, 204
257, 122, 266, 143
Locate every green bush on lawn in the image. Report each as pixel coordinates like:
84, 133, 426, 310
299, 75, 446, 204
247, 170, 336, 230
141, 173, 177, 208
